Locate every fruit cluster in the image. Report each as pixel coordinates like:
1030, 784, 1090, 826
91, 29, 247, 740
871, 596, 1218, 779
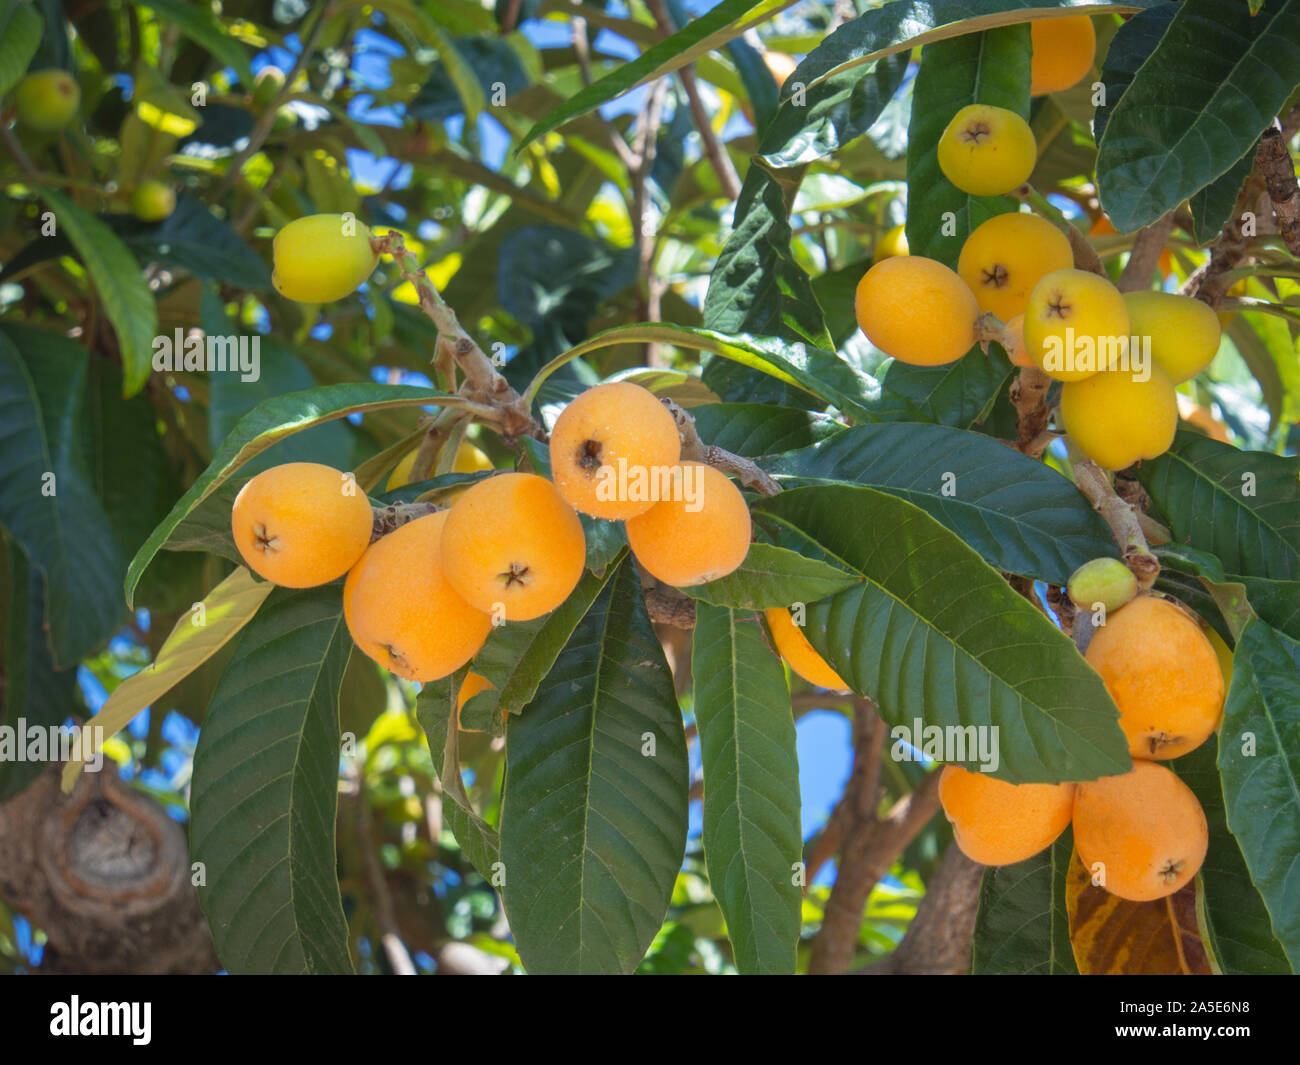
938, 563, 1224, 902
229, 382, 752, 687
856, 122, 1221, 472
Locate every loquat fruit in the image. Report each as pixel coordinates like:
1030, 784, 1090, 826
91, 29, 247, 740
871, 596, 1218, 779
13, 69, 80, 132
872, 223, 909, 263
1066, 557, 1137, 616
1029, 17, 1096, 96
1073, 760, 1208, 902
440, 472, 586, 621
1122, 290, 1222, 384
1023, 268, 1130, 382
1058, 363, 1178, 470
131, 180, 176, 223
855, 255, 981, 366
272, 213, 378, 303
937, 104, 1037, 198
231, 462, 373, 587
344, 512, 492, 683
1000, 313, 1034, 367
764, 607, 849, 691
549, 382, 682, 520
958, 212, 1073, 321
939, 765, 1075, 866
1084, 595, 1224, 760
625, 463, 751, 586
386, 439, 493, 491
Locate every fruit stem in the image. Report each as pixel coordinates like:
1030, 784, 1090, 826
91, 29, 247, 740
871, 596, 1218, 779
1072, 460, 1161, 589
1013, 182, 1104, 276
370, 501, 441, 541
662, 399, 781, 496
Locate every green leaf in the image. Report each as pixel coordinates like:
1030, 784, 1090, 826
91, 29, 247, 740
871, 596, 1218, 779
688, 403, 842, 457
686, 543, 860, 610
1091, 2, 1176, 149
1216, 618, 1300, 972
1097, 0, 1300, 232
759, 52, 909, 168
905, 27, 1028, 267
130, 0, 253, 87
790, 1, 1153, 93
414, 669, 501, 879
500, 558, 689, 973
874, 346, 1016, 429
125, 383, 456, 607
190, 586, 353, 974
463, 564, 619, 720
703, 159, 834, 351
972, 830, 1078, 974
1176, 737, 1290, 974
0, 327, 125, 666
0, 0, 43, 98
61, 567, 273, 790
38, 189, 158, 398
755, 486, 1129, 783
523, 323, 876, 419
767, 423, 1118, 584
517, 0, 799, 149
0, 549, 80, 801
692, 603, 802, 973
1137, 432, 1300, 580
1189, 148, 1255, 246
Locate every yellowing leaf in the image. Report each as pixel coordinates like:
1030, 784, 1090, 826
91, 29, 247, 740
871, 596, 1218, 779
61, 567, 274, 791
1065, 847, 1213, 974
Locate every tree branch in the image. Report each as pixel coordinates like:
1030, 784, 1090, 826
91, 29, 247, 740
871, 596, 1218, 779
1072, 459, 1160, 588
1258, 126, 1300, 257
1117, 211, 1175, 292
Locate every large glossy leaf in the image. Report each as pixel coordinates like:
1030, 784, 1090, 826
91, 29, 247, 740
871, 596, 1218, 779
766, 423, 1119, 584
458, 563, 617, 721
789, 1, 1153, 93
972, 831, 1078, 974
692, 603, 802, 973
1217, 619, 1300, 971
1176, 737, 1291, 974
115, 194, 270, 286
414, 668, 500, 879
905, 27, 1027, 267
1091, 2, 1176, 148
754, 486, 1129, 783
523, 323, 876, 419
688, 403, 843, 457
1137, 432, 1300, 580
61, 567, 273, 790
125, 383, 456, 606
1097, 0, 1300, 232
0, 0, 43, 98
0, 551, 80, 801
37, 190, 158, 398
703, 159, 834, 351
687, 543, 860, 610
190, 586, 353, 974
517, 0, 799, 148
0, 327, 124, 666
759, 52, 909, 169
873, 347, 1017, 430
500, 559, 689, 974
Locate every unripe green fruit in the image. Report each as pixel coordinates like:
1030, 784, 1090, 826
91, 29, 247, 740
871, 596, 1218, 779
252, 66, 285, 111
131, 180, 176, 223
1067, 557, 1138, 615
272, 214, 378, 303
270, 105, 297, 134
13, 68, 81, 132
